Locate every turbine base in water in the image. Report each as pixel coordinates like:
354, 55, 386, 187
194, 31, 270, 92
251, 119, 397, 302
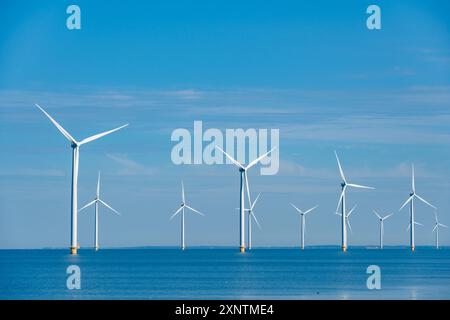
342, 246, 347, 252
70, 247, 77, 255
95, 246, 99, 251
240, 247, 245, 253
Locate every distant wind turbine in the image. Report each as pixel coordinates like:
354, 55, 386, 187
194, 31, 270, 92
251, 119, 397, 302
290, 204, 318, 250
334, 151, 374, 252
399, 164, 436, 251
245, 192, 262, 250
336, 204, 357, 247
432, 211, 448, 249
372, 210, 394, 249
35, 104, 128, 254
79, 172, 120, 251
215, 145, 275, 253
170, 181, 204, 250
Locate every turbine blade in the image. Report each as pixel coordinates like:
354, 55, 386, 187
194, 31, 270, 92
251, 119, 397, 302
181, 181, 185, 203
414, 222, 423, 227
99, 199, 120, 215
251, 212, 262, 230
244, 172, 252, 209
35, 104, 77, 144
78, 124, 128, 145
346, 183, 375, 190
185, 205, 205, 216
415, 194, 436, 209
245, 147, 276, 170
252, 192, 261, 210
412, 164, 415, 194
347, 204, 357, 217
432, 224, 438, 232
96, 171, 101, 197
347, 218, 353, 234
439, 224, 448, 228
373, 210, 382, 220
407, 223, 410, 231
290, 203, 303, 214
170, 206, 183, 220
334, 151, 346, 183
303, 205, 318, 215
335, 189, 345, 214
399, 196, 413, 211
215, 145, 244, 169
78, 199, 96, 213
383, 213, 394, 220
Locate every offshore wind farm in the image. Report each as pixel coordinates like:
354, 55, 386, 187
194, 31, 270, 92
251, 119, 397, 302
1, 0, 450, 301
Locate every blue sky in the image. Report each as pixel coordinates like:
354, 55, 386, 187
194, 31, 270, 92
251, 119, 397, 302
1, 0, 450, 248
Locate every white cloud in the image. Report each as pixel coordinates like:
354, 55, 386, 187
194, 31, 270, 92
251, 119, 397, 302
106, 153, 157, 176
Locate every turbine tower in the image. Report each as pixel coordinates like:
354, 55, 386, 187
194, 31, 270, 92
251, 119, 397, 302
334, 151, 374, 252
170, 181, 204, 250
290, 204, 318, 250
79, 172, 120, 251
432, 211, 448, 249
372, 210, 394, 249
399, 164, 436, 251
35, 104, 128, 254
216, 145, 275, 253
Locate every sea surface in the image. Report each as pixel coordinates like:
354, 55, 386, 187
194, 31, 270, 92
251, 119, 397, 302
1, 247, 449, 299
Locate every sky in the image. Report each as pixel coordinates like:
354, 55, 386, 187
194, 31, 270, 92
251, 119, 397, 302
0, 0, 450, 248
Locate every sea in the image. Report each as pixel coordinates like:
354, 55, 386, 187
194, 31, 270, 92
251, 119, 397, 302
1, 247, 449, 300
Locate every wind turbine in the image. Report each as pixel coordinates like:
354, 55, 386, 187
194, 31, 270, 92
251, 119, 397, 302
290, 204, 318, 250
170, 181, 204, 250
245, 192, 262, 250
336, 204, 357, 247
334, 151, 374, 252
215, 145, 275, 253
35, 104, 128, 254
432, 211, 448, 249
372, 210, 394, 249
79, 172, 120, 251
399, 164, 436, 251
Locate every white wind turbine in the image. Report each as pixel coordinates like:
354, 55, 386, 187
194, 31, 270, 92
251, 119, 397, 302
372, 210, 394, 249
170, 181, 204, 250
35, 104, 128, 255
215, 145, 275, 253
336, 204, 357, 247
79, 172, 120, 251
432, 211, 448, 249
290, 204, 318, 250
399, 164, 436, 251
334, 151, 374, 252
245, 192, 262, 250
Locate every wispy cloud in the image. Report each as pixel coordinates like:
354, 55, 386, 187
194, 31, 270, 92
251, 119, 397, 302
0, 168, 65, 177
106, 153, 157, 176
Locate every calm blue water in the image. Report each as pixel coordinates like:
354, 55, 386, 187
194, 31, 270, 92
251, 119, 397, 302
1, 247, 449, 299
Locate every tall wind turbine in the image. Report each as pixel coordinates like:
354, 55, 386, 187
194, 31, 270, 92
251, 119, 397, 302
216, 145, 275, 253
170, 181, 204, 250
334, 151, 374, 252
399, 164, 436, 251
79, 172, 120, 251
290, 204, 318, 250
372, 210, 394, 249
35, 104, 128, 254
245, 193, 262, 250
432, 211, 448, 249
